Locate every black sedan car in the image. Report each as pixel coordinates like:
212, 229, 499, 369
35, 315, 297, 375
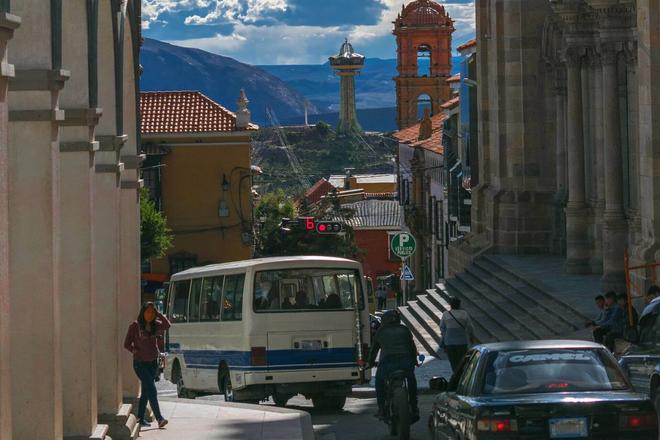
428, 340, 657, 439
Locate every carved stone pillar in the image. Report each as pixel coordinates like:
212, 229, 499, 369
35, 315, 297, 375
553, 65, 568, 255
601, 42, 628, 291
564, 47, 591, 273
0, 11, 20, 440
625, 41, 641, 239
590, 48, 605, 273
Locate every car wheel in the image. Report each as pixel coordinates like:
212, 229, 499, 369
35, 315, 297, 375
173, 362, 195, 399
312, 395, 347, 411
273, 393, 293, 407
654, 386, 660, 428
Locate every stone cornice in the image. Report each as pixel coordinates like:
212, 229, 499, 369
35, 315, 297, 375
8, 109, 65, 122
599, 41, 623, 65
0, 12, 20, 40
60, 107, 103, 127
96, 134, 128, 152
95, 162, 124, 174
9, 69, 70, 92
60, 140, 99, 153
120, 154, 145, 170
120, 179, 143, 190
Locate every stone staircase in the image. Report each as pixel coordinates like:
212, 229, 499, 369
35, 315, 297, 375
398, 288, 457, 358
399, 255, 593, 348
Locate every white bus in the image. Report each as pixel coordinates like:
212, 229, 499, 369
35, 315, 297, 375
163, 256, 371, 409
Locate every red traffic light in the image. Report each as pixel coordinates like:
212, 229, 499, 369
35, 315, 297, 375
316, 221, 342, 234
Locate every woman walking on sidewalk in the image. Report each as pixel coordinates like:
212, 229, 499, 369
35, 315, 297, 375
124, 302, 171, 428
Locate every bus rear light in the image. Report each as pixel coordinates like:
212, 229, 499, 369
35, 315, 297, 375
251, 347, 267, 366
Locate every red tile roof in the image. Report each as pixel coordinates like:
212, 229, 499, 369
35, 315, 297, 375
305, 178, 335, 204
446, 73, 461, 83
393, 112, 445, 155
140, 91, 258, 134
457, 39, 477, 52
441, 96, 460, 110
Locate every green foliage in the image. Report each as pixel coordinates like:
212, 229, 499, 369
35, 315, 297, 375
255, 190, 362, 259
315, 121, 331, 137
140, 188, 173, 260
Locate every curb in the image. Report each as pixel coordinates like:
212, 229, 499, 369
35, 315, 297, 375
351, 388, 437, 399
160, 397, 315, 440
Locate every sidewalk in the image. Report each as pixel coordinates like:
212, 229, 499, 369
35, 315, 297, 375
138, 398, 314, 440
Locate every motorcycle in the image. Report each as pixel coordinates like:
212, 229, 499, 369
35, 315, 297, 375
374, 354, 425, 440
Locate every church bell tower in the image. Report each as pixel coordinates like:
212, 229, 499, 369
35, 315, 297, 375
394, 0, 454, 129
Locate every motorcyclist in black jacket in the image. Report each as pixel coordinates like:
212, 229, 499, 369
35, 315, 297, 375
368, 310, 419, 422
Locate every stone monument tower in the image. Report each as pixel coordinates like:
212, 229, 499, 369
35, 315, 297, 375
329, 39, 365, 135
393, 0, 454, 129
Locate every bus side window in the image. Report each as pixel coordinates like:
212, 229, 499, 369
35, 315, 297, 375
222, 274, 245, 321
188, 279, 203, 323
171, 280, 191, 323
200, 276, 223, 322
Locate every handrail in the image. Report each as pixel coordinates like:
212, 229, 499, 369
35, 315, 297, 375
624, 249, 660, 326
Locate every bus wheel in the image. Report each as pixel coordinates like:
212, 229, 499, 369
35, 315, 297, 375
173, 362, 195, 399
221, 372, 235, 402
273, 393, 293, 407
312, 395, 347, 411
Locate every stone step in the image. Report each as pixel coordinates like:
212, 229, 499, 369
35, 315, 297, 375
447, 276, 529, 341
434, 283, 496, 343
428, 287, 452, 311
407, 300, 442, 345
439, 280, 506, 343
398, 306, 442, 358
476, 256, 589, 328
417, 294, 444, 326
460, 266, 557, 339
467, 263, 576, 337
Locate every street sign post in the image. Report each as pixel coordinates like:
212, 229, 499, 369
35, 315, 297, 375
390, 232, 417, 259
391, 232, 417, 304
401, 265, 414, 281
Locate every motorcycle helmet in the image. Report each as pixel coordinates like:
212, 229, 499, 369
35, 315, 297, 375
381, 309, 401, 326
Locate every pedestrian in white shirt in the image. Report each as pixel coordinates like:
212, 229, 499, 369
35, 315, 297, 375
439, 297, 475, 371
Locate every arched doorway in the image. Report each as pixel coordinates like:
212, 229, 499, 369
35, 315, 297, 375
416, 93, 433, 120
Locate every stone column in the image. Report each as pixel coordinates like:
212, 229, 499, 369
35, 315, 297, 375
591, 50, 605, 273
59, 126, 102, 439
625, 42, 641, 241
7, 1, 68, 437
564, 47, 591, 273
553, 65, 568, 255
0, 11, 19, 440
600, 43, 627, 291
95, 139, 136, 438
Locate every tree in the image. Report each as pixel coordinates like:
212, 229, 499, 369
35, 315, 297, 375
140, 188, 173, 261
255, 190, 362, 259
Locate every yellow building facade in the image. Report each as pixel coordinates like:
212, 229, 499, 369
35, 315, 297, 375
141, 91, 256, 279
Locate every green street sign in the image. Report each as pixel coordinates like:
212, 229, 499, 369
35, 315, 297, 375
391, 232, 417, 258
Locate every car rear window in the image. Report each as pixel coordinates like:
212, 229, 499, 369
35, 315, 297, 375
482, 349, 630, 395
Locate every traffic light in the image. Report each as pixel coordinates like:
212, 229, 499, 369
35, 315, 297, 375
315, 221, 342, 234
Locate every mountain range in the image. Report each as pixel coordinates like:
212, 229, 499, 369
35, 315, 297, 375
140, 38, 462, 130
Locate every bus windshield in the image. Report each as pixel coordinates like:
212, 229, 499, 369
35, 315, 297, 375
253, 268, 363, 312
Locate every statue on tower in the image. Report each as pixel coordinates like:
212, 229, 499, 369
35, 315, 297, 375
329, 39, 365, 136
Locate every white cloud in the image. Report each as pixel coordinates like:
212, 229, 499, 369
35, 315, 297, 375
154, 0, 476, 64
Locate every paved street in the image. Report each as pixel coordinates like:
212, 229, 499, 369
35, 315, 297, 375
157, 376, 440, 439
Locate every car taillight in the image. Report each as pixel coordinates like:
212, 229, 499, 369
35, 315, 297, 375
619, 413, 656, 430
477, 418, 518, 432
251, 347, 266, 366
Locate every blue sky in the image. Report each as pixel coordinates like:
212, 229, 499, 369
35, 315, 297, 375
142, 0, 476, 65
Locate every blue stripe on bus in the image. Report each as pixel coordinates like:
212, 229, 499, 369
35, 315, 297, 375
168, 347, 357, 370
